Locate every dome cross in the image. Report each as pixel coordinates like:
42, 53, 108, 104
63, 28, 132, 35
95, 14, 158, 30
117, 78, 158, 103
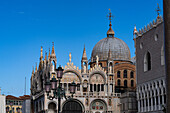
107, 9, 114, 23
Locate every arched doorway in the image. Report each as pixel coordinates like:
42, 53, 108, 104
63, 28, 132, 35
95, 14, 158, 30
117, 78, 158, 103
48, 102, 56, 113
62, 100, 83, 113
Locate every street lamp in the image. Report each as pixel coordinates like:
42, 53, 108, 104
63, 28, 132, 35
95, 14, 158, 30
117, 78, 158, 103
69, 81, 77, 97
45, 66, 77, 113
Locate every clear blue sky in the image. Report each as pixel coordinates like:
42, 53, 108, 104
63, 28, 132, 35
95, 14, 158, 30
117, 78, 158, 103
0, 0, 163, 96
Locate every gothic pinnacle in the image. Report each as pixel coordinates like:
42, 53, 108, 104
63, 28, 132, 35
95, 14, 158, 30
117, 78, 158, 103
32, 66, 34, 74
82, 45, 87, 61
51, 42, 55, 55
40, 46, 43, 61
45, 51, 47, 61
35, 63, 37, 72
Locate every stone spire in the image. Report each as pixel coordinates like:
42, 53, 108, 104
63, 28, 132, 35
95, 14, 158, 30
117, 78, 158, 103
51, 42, 55, 55
48, 48, 50, 61
82, 45, 87, 61
35, 63, 37, 72
107, 9, 115, 37
40, 46, 43, 63
44, 51, 47, 61
32, 66, 34, 74
81, 45, 88, 73
40, 46, 43, 58
44, 52, 47, 67
51, 42, 56, 59
133, 25, 137, 34
39, 46, 43, 70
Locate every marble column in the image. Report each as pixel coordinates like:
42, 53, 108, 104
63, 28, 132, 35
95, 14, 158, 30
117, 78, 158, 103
162, 95, 165, 105
80, 83, 83, 95
105, 84, 107, 95
142, 99, 144, 112
148, 98, 150, 111
151, 97, 153, 111
155, 97, 157, 111
158, 95, 161, 110
138, 100, 141, 112
144, 99, 145, 112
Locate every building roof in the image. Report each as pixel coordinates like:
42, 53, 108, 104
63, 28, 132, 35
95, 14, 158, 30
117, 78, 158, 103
6, 95, 30, 100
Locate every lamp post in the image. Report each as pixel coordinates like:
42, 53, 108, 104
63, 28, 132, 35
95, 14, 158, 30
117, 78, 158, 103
45, 66, 77, 113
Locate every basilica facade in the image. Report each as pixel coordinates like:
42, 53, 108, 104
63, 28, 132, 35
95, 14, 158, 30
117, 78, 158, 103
30, 11, 136, 113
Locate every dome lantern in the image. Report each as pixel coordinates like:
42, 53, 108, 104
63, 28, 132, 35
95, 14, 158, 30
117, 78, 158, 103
107, 9, 115, 37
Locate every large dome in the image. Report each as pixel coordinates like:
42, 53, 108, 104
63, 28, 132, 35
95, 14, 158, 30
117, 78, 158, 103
91, 37, 131, 61
91, 13, 131, 62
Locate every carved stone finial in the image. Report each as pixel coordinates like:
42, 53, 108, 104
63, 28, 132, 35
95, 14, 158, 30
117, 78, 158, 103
144, 26, 147, 32
35, 62, 37, 72
150, 22, 153, 28
147, 24, 150, 30
69, 52, 72, 63
156, 3, 161, 19
32, 66, 34, 74
96, 55, 99, 66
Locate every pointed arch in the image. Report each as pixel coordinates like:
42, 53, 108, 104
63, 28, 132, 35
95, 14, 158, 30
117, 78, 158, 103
144, 51, 151, 72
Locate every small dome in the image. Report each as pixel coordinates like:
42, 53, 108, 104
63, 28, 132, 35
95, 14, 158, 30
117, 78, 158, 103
91, 37, 131, 61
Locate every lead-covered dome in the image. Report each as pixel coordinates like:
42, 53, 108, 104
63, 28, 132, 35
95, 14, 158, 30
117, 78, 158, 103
91, 23, 131, 61
91, 37, 131, 61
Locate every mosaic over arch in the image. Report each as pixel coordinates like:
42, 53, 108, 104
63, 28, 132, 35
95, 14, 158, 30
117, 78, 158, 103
90, 99, 107, 111
90, 74, 105, 84
62, 71, 81, 83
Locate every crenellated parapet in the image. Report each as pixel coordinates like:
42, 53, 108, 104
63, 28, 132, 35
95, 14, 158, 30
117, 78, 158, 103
134, 16, 163, 38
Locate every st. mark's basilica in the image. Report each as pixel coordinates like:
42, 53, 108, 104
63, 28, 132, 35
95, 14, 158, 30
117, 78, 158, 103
30, 10, 136, 113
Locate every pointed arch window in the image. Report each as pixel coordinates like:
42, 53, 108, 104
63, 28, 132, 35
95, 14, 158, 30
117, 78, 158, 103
144, 52, 151, 72
123, 70, 127, 78
117, 71, 120, 78
51, 60, 56, 71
